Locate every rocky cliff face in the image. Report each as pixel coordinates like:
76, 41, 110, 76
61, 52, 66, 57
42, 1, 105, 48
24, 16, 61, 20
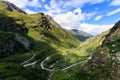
29, 12, 52, 30
83, 21, 120, 80
102, 20, 120, 46
0, 32, 16, 56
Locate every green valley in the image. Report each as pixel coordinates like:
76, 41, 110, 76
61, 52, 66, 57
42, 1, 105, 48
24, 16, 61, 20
0, 1, 120, 80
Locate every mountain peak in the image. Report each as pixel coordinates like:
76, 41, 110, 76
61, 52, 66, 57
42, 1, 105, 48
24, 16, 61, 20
1, 0, 26, 14
109, 20, 120, 34
71, 29, 79, 32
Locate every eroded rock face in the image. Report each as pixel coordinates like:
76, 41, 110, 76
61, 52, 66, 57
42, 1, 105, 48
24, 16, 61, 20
33, 13, 52, 30
15, 33, 31, 50
0, 32, 31, 57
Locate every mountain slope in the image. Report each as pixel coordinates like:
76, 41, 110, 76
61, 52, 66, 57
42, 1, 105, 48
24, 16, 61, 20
82, 20, 120, 80
0, 1, 80, 80
77, 30, 109, 55
0, 1, 80, 54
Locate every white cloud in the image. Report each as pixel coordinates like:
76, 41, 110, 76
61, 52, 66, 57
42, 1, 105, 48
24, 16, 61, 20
54, 8, 93, 29
110, 0, 120, 6
52, 7, 107, 35
106, 8, 120, 16
42, 0, 45, 2
24, 9, 37, 14
78, 23, 113, 35
44, 0, 101, 17
27, 0, 41, 8
94, 15, 102, 21
54, 8, 85, 29
84, 11, 96, 20
4, 0, 41, 8
4, 0, 28, 8
54, 10, 113, 35
44, 0, 63, 16
44, 4, 50, 10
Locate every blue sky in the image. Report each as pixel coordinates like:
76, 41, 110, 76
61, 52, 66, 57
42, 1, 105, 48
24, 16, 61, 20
5, 0, 120, 35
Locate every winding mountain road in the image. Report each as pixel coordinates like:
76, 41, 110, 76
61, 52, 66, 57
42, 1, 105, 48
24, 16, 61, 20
20, 53, 36, 67
20, 52, 92, 80
40, 54, 92, 71
40, 54, 58, 71
23, 61, 37, 67
21, 52, 91, 71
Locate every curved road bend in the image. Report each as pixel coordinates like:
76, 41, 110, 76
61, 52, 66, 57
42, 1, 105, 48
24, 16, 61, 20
40, 54, 58, 71
41, 55, 92, 71
20, 53, 36, 65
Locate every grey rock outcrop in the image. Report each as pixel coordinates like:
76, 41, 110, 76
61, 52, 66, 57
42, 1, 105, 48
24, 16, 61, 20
15, 33, 31, 50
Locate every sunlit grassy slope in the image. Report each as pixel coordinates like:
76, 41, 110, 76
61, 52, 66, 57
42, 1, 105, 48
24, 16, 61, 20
61, 30, 109, 63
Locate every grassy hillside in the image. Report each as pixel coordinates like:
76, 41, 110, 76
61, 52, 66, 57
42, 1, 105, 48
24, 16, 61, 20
60, 30, 109, 63
77, 30, 109, 55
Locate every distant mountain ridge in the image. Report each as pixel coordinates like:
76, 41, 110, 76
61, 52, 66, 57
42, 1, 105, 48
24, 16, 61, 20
69, 29, 93, 42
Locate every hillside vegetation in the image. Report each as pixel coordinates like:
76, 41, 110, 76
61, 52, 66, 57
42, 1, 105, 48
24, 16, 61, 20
52, 21, 120, 80
0, 1, 80, 80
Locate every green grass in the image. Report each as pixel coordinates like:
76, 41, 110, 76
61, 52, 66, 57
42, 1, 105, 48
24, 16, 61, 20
0, 62, 49, 80
0, 53, 32, 63
51, 63, 96, 80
